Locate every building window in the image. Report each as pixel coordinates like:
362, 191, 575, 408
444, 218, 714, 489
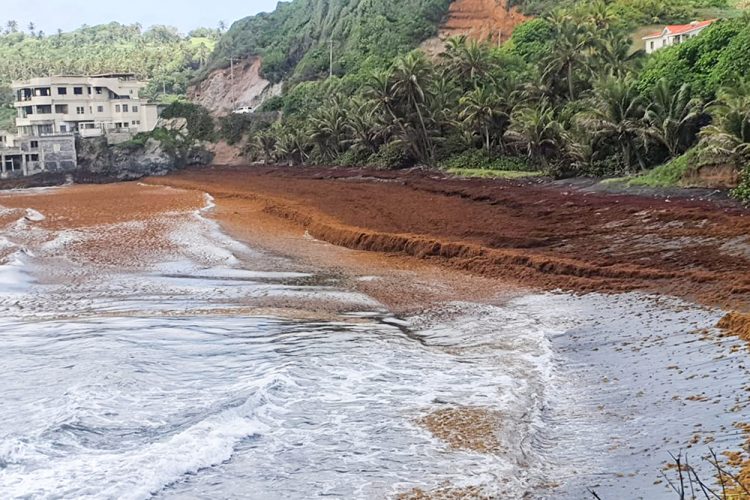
95, 87, 103, 94
115, 105, 121, 112
25, 154, 39, 162
650, 41, 655, 51
35, 88, 51, 97
76, 106, 85, 115
97, 106, 104, 113
37, 124, 53, 135
132, 105, 139, 112
58, 87, 67, 95
30, 141, 39, 149
74, 87, 83, 95
37, 105, 52, 114
54, 104, 68, 114
122, 104, 129, 112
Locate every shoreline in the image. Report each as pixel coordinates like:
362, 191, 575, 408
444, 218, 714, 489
2, 178, 750, 497
147, 165, 750, 314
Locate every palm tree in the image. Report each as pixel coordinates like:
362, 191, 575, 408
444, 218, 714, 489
309, 97, 349, 161
390, 52, 436, 165
459, 86, 507, 154
253, 132, 277, 164
594, 32, 643, 78
541, 21, 590, 101
506, 101, 565, 168
429, 72, 461, 137
441, 37, 495, 89
646, 80, 705, 158
346, 98, 385, 155
581, 77, 650, 172
700, 79, 750, 164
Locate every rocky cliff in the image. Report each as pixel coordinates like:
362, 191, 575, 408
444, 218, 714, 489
76, 136, 213, 181
189, 57, 281, 116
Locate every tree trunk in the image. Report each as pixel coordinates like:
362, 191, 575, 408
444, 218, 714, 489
567, 63, 575, 102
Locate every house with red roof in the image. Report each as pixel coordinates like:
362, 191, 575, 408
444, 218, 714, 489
642, 19, 717, 54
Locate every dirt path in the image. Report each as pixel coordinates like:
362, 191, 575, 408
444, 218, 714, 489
147, 165, 750, 313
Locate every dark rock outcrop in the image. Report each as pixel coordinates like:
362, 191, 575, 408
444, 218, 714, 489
76, 136, 214, 181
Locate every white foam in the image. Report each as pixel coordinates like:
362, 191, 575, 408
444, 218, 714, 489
0, 405, 265, 499
0, 251, 32, 293
24, 209, 45, 222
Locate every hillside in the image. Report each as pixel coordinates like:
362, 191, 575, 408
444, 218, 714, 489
207, 0, 453, 84
196, 0, 534, 114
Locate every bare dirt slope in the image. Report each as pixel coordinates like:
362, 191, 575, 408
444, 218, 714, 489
149, 166, 750, 312
440, 0, 529, 43
189, 57, 281, 116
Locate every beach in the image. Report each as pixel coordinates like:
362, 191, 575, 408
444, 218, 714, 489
0, 170, 749, 498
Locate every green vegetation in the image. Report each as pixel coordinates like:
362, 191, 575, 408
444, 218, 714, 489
218, 0, 749, 202
637, 16, 750, 98
510, 0, 732, 23
439, 150, 531, 171
120, 101, 218, 162
626, 149, 700, 187
446, 168, 544, 179
209, 0, 451, 83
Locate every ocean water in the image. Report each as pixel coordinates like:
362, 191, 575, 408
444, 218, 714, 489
0, 188, 747, 499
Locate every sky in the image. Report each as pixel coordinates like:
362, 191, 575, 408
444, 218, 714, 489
1, 0, 280, 35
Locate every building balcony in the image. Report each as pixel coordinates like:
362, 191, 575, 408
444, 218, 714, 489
14, 96, 53, 108
16, 115, 57, 125
79, 128, 104, 138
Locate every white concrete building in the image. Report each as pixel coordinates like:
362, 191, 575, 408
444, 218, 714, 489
643, 20, 717, 54
0, 134, 77, 179
12, 73, 160, 138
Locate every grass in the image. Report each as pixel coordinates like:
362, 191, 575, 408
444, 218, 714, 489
189, 37, 217, 50
631, 24, 663, 52
605, 150, 700, 188
446, 168, 544, 179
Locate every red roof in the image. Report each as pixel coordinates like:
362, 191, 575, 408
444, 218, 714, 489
643, 19, 717, 39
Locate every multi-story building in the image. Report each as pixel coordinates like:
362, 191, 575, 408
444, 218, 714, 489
12, 73, 160, 138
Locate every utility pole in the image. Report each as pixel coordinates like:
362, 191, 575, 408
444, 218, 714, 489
230, 56, 236, 110
329, 39, 333, 78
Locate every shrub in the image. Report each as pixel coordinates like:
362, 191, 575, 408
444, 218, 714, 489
334, 147, 372, 167
439, 150, 530, 171
366, 142, 414, 170
628, 148, 701, 187
160, 101, 215, 142
731, 166, 750, 203
218, 112, 277, 145
508, 19, 554, 64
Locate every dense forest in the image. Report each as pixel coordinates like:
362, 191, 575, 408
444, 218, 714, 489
199, 0, 750, 201
209, 0, 453, 83
0, 22, 222, 130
